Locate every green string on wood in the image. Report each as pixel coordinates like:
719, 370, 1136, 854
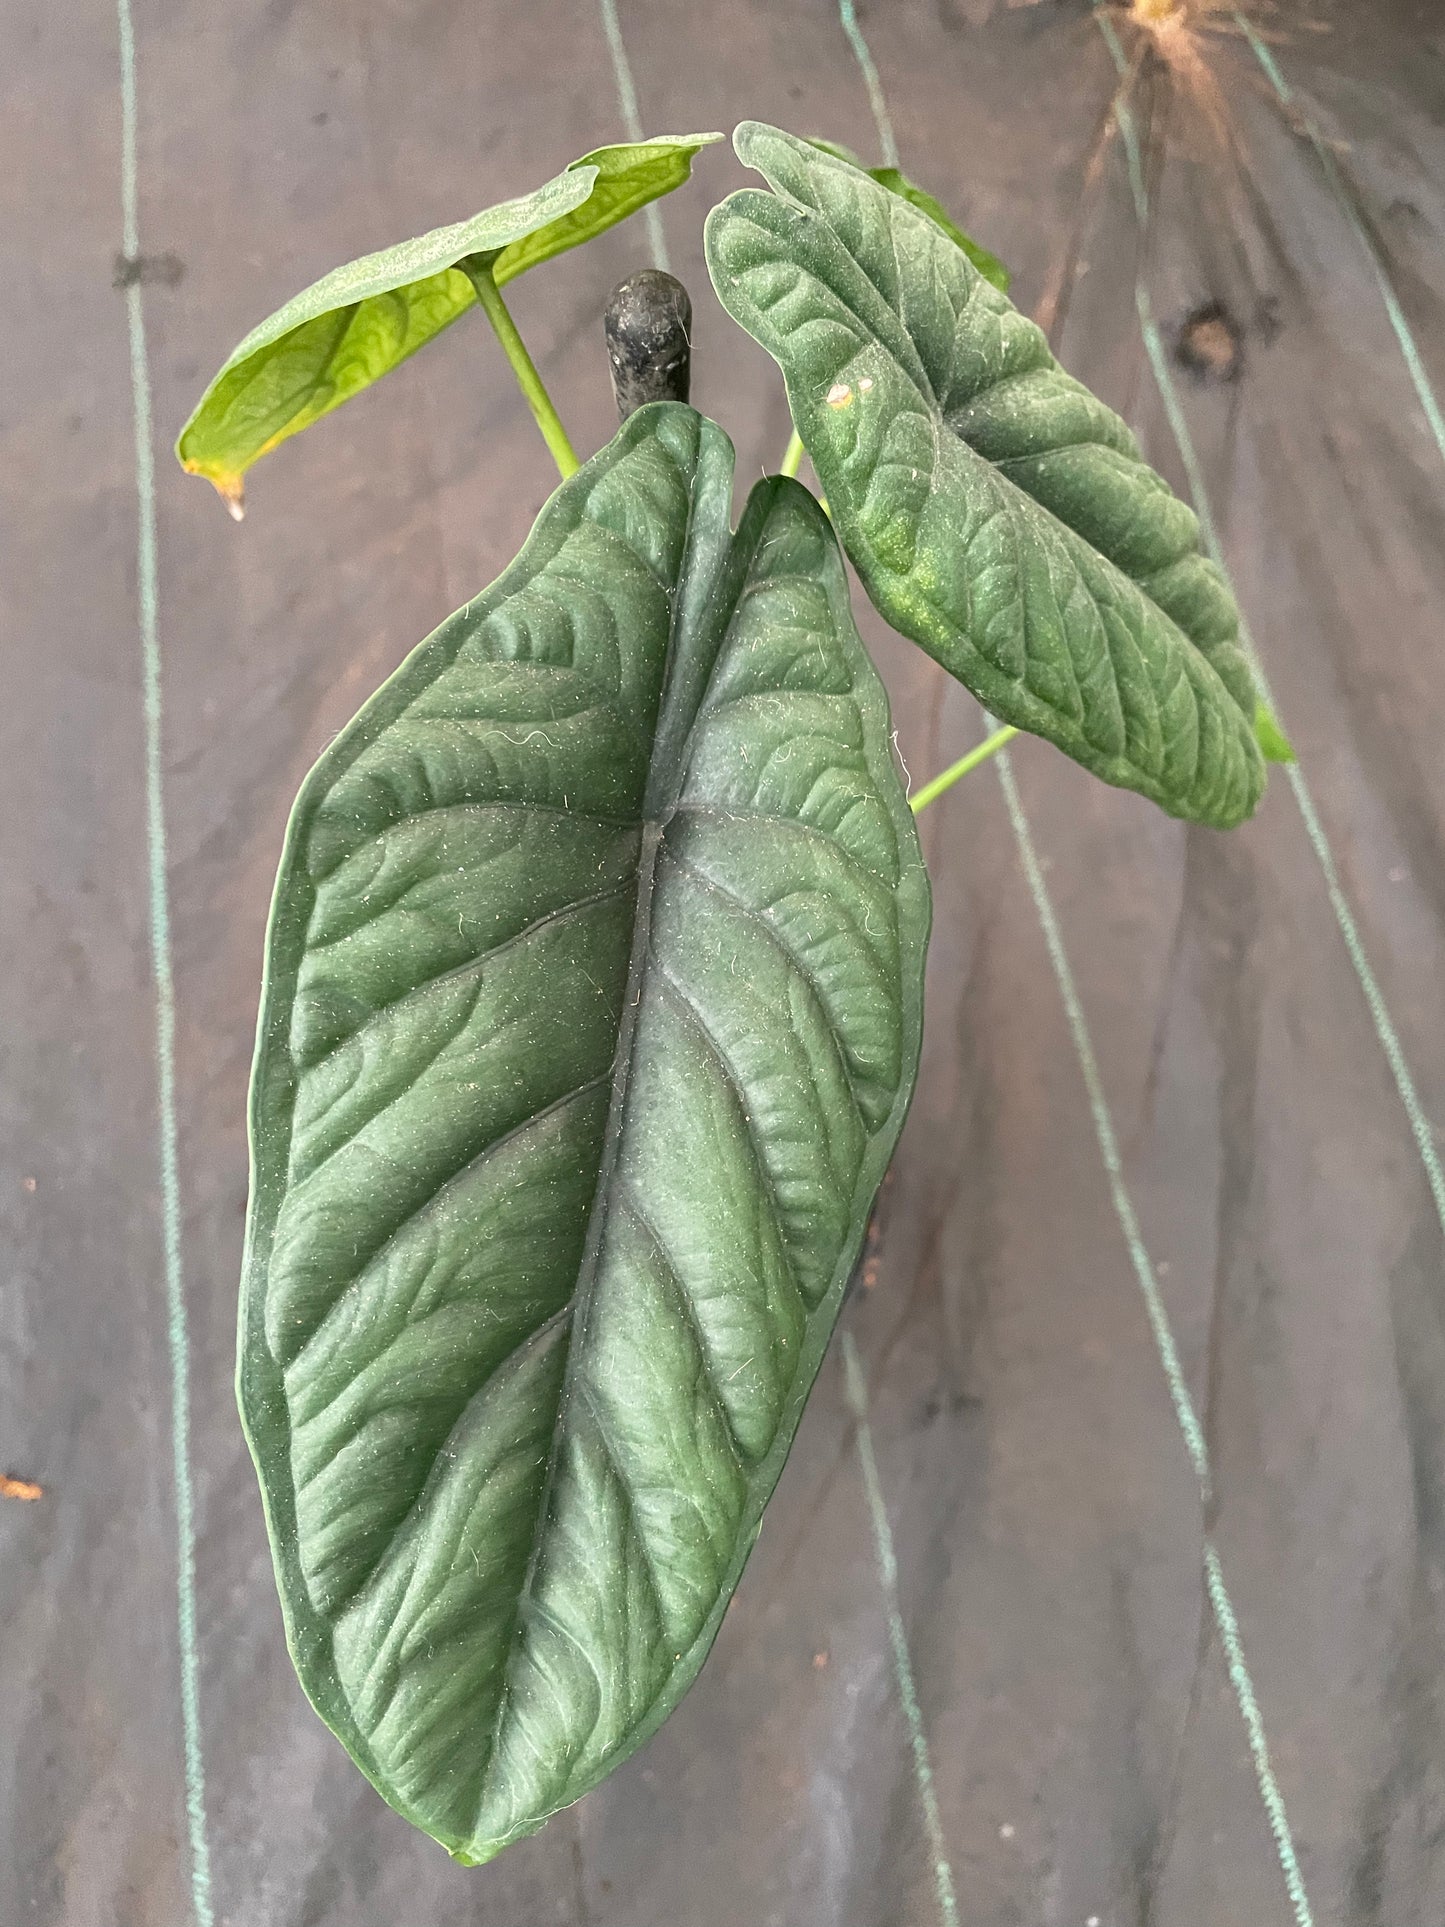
116, 0, 214, 1918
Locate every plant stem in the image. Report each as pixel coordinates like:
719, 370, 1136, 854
910, 726, 1018, 813
463, 257, 579, 480
780, 427, 805, 479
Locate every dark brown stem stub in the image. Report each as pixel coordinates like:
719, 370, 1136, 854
604, 271, 692, 421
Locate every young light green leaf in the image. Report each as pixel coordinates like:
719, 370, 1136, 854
1255, 700, 1296, 764
177, 135, 718, 510
808, 139, 1009, 289
240, 402, 929, 1864
707, 123, 1269, 829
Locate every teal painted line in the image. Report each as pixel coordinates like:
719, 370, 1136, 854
1204, 1542, 1315, 1927
1094, 27, 1430, 1900
1135, 291, 1445, 1243
1104, 5, 1445, 1241
594, 0, 671, 272
842, 1333, 960, 1927
1092, 8, 1148, 222
994, 749, 1314, 1927
836, 0, 899, 168
993, 751, 1211, 1495
845, 12, 1310, 1917
116, 1, 214, 1921
1235, 13, 1445, 472
1132, 287, 1224, 557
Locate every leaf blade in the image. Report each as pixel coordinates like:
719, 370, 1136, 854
806, 141, 1010, 289
239, 403, 928, 1862
707, 122, 1268, 828
177, 135, 719, 505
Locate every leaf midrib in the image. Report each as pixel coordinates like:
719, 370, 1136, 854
468, 441, 741, 1815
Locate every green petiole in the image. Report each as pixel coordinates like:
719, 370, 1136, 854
910, 726, 1019, 813
464, 257, 580, 480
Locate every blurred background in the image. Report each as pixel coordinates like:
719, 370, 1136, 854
5, 1, 1445, 1921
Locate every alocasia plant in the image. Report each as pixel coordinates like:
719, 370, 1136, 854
181, 121, 1288, 1865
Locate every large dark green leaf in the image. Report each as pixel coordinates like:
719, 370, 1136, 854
706, 123, 1269, 828
240, 402, 929, 1862
178, 135, 717, 510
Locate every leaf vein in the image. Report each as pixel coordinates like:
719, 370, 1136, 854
651, 962, 812, 1320
300, 879, 634, 1071
664, 851, 871, 1135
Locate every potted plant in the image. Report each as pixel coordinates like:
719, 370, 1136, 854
178, 120, 1287, 1866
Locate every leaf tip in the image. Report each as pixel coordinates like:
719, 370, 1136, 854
731, 119, 773, 164
179, 448, 247, 519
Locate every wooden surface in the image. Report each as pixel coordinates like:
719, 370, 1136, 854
4, 1, 1445, 1921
